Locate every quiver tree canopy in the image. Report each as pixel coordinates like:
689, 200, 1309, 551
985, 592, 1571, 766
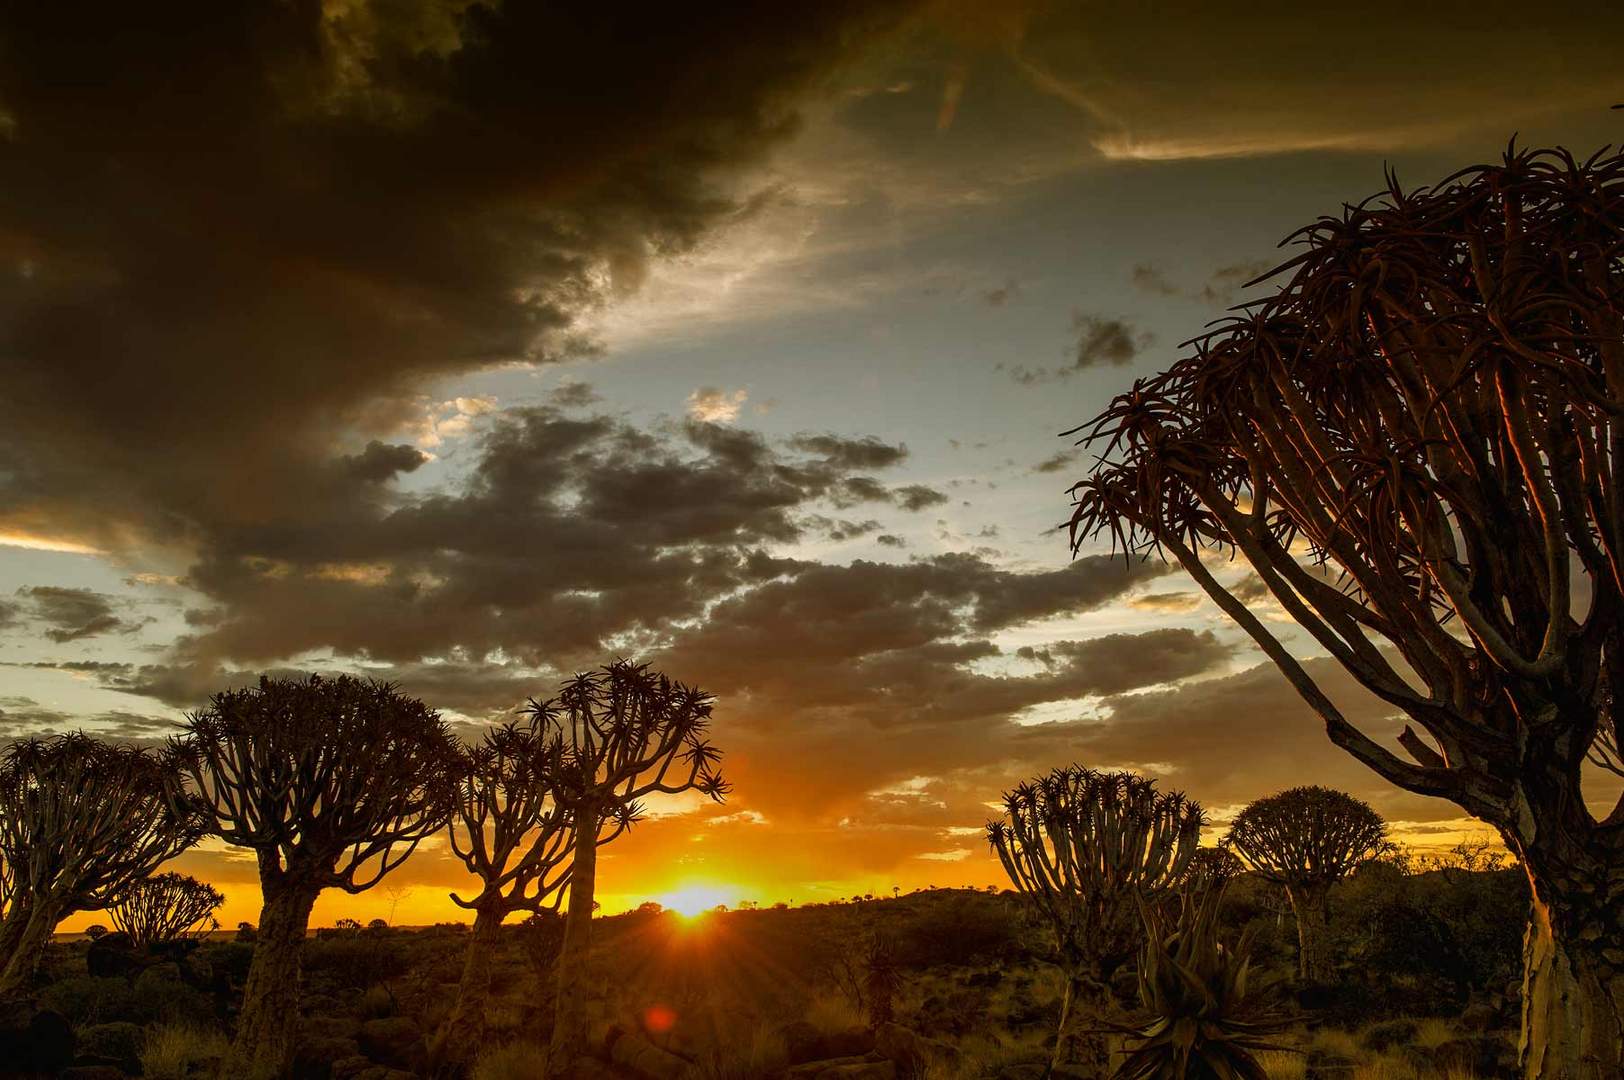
1065, 144, 1624, 1077
0, 734, 203, 993
170, 674, 460, 894
1226, 787, 1387, 889
987, 767, 1203, 1070
110, 872, 225, 947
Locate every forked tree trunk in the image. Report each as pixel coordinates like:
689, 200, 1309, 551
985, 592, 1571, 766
228, 883, 319, 1076
1286, 882, 1331, 982
0, 902, 59, 999
549, 801, 600, 1069
1053, 969, 1110, 1076
1517, 877, 1624, 1079
435, 904, 504, 1074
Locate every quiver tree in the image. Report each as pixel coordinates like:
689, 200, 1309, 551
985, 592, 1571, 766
987, 767, 1203, 1073
1223, 787, 1387, 981
1066, 145, 1624, 1079
434, 721, 574, 1069
0, 734, 203, 997
109, 872, 225, 948
527, 660, 728, 1062
169, 675, 458, 1073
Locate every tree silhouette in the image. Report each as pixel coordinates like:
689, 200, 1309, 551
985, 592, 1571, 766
987, 767, 1203, 1073
0, 734, 202, 996
526, 660, 727, 1064
1066, 144, 1624, 1078
110, 872, 225, 948
433, 720, 576, 1068
1224, 787, 1387, 981
169, 675, 458, 1073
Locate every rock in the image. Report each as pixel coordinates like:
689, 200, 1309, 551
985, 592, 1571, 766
786, 1057, 895, 1080
76, 1021, 144, 1074
329, 1055, 376, 1080
292, 1034, 363, 1079
873, 1023, 960, 1074
993, 1066, 1046, 1080
964, 970, 1002, 988
59, 1068, 127, 1080
605, 1027, 695, 1079
817, 1028, 876, 1060
1458, 1002, 1500, 1032
1359, 1019, 1419, 1052
85, 932, 143, 979
301, 1015, 362, 1042
1427, 1036, 1511, 1075
780, 1021, 823, 1065
356, 1016, 426, 1073
779, 1022, 874, 1065
0, 1001, 75, 1074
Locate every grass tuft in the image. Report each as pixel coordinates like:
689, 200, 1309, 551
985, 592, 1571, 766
140, 1024, 229, 1080
471, 1039, 550, 1080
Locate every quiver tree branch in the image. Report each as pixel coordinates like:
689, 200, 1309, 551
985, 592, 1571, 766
528, 659, 728, 1066
434, 720, 575, 1067
110, 872, 225, 948
987, 766, 1203, 1072
1224, 786, 1387, 980
0, 734, 203, 998
169, 674, 459, 1073
1065, 143, 1624, 1079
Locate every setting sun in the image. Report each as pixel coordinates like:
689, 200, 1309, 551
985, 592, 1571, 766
654, 883, 739, 918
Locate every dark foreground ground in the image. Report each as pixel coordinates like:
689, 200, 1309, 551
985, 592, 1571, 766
5, 864, 1528, 1079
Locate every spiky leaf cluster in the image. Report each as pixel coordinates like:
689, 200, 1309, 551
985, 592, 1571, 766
110, 872, 225, 947
170, 675, 460, 894
987, 767, 1203, 972
524, 659, 728, 823
1112, 885, 1291, 1080
1225, 787, 1387, 889
1066, 145, 1624, 828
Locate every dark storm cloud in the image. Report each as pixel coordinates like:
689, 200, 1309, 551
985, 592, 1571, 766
344, 442, 431, 484
0, 0, 914, 552
787, 434, 910, 471
19, 586, 130, 643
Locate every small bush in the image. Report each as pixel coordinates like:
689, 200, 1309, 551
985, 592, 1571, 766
132, 962, 214, 1024
471, 1039, 550, 1080
141, 1024, 230, 1080
39, 975, 138, 1026
77, 1021, 144, 1073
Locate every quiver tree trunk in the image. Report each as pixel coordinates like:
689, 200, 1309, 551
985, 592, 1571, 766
1054, 969, 1111, 1075
1516, 843, 1624, 1080
1286, 882, 1331, 983
550, 802, 599, 1066
435, 905, 503, 1073
0, 902, 59, 999
228, 883, 318, 1075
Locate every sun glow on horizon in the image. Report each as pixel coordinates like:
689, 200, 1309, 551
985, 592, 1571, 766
653, 882, 739, 918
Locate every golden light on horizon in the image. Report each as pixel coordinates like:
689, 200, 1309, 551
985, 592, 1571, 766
654, 882, 739, 919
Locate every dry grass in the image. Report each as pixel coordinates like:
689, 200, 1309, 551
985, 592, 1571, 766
698, 1023, 788, 1080
139, 1024, 230, 1080
804, 990, 864, 1032
1254, 1049, 1307, 1079
471, 1039, 550, 1080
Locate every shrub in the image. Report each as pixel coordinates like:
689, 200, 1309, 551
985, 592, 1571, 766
77, 1021, 144, 1073
141, 1024, 230, 1080
39, 975, 138, 1027
471, 1039, 550, 1080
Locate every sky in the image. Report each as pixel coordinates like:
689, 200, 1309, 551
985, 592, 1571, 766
2, 1, 1622, 929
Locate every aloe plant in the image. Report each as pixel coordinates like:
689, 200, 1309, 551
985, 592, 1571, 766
1112, 884, 1290, 1080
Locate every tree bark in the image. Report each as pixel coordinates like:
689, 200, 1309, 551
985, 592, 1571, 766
1052, 969, 1110, 1077
1518, 883, 1624, 1079
1286, 882, 1331, 982
227, 883, 318, 1077
435, 904, 504, 1075
0, 901, 59, 1000
549, 802, 600, 1070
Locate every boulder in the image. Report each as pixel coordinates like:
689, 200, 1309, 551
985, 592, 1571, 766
329, 1055, 376, 1080
356, 1016, 427, 1073
605, 1027, 695, 1079
59, 1068, 127, 1080
0, 1001, 74, 1074
85, 932, 143, 979
301, 1015, 362, 1041
292, 1034, 363, 1079
873, 1023, 960, 1075
1458, 1002, 1501, 1032
75, 1021, 144, 1074
1359, 1019, 1419, 1052
779, 1021, 876, 1065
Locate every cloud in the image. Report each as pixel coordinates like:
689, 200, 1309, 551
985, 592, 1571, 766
0, 1, 917, 557
1032, 448, 1080, 474
1072, 315, 1148, 370
687, 387, 750, 423
895, 484, 948, 511
1130, 264, 1180, 297
344, 442, 430, 484
548, 381, 602, 409
19, 586, 131, 642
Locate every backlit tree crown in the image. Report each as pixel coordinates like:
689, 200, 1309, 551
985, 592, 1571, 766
111, 872, 225, 947
1225, 786, 1387, 887
170, 675, 459, 894
524, 659, 728, 819
447, 721, 575, 916
1067, 146, 1624, 823
0, 734, 204, 913
987, 767, 1203, 969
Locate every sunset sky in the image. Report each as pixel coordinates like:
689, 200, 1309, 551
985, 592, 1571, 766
2, 2, 1621, 929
